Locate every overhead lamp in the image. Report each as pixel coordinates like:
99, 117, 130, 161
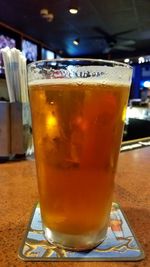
73, 38, 79, 45
40, 9, 49, 17
69, 0, 78, 14
46, 13, 54, 22
69, 8, 78, 14
124, 58, 130, 63
40, 8, 54, 22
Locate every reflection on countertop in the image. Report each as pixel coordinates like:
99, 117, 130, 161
123, 100, 150, 141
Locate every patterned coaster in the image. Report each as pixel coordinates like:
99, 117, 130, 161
18, 203, 144, 262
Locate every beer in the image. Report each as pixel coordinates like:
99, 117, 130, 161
29, 79, 129, 243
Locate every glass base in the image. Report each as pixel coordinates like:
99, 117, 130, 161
44, 225, 107, 251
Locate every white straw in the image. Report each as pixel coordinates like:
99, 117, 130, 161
11, 48, 21, 102
1, 47, 15, 102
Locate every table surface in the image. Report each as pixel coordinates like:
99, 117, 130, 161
0, 147, 150, 267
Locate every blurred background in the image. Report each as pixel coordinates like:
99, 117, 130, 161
0, 0, 150, 142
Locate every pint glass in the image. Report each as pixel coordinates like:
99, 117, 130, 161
28, 59, 132, 251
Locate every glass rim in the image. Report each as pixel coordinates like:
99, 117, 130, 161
28, 58, 133, 69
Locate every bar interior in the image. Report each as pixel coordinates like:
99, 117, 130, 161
0, 0, 149, 266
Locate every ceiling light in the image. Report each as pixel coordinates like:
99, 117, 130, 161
69, 8, 78, 14
40, 9, 54, 22
124, 58, 130, 63
73, 39, 79, 45
40, 9, 49, 17
46, 13, 54, 22
69, 0, 78, 14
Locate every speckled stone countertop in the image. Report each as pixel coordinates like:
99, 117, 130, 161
0, 147, 149, 267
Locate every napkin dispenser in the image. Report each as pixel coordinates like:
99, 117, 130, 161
0, 101, 25, 157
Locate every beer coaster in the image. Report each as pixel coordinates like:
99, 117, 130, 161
18, 202, 144, 262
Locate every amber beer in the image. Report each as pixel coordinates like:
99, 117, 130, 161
28, 60, 132, 250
